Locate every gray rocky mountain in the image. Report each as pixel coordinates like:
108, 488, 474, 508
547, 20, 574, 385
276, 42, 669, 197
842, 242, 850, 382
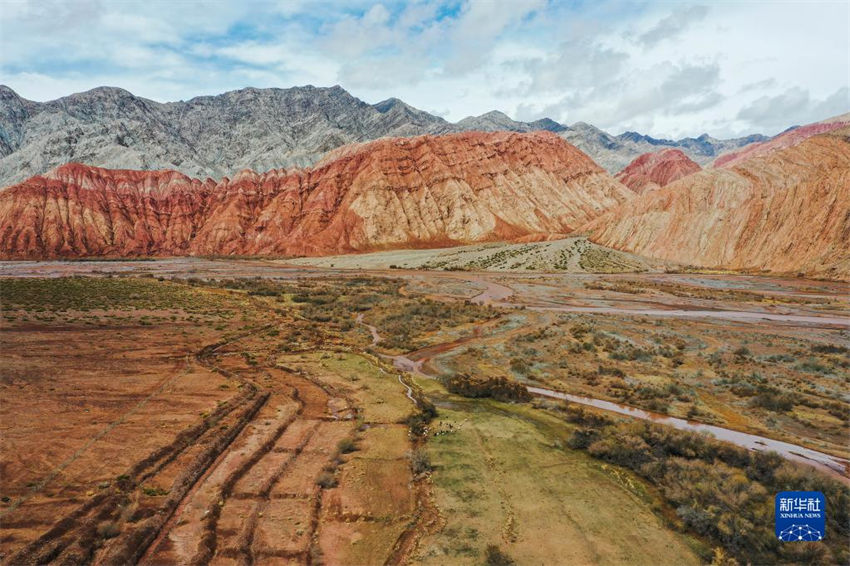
454, 112, 767, 172
559, 122, 768, 173
0, 85, 456, 186
456, 110, 566, 133
0, 84, 766, 186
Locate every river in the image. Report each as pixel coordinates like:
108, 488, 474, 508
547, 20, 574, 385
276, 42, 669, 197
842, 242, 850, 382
363, 317, 850, 485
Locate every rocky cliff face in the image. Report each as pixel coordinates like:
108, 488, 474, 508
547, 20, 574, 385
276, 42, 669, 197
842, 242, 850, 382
584, 128, 850, 280
0, 131, 632, 259
614, 149, 701, 193
0, 84, 768, 185
0, 85, 455, 187
454, 113, 765, 173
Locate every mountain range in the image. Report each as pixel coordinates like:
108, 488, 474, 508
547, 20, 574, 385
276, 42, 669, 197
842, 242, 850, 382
0, 84, 767, 186
586, 126, 850, 279
0, 131, 631, 258
0, 84, 847, 280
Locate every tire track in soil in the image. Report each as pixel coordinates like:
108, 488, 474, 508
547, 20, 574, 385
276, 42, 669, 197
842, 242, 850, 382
3, 346, 262, 564
5, 381, 265, 566
69, 321, 280, 565
148, 333, 355, 566
232, 421, 321, 565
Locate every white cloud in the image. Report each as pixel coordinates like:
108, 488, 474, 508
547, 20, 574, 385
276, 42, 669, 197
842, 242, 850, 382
637, 5, 709, 48
363, 3, 390, 26
217, 42, 291, 66
738, 87, 849, 130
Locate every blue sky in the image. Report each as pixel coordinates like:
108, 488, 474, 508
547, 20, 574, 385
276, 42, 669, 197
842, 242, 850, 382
1, 0, 847, 138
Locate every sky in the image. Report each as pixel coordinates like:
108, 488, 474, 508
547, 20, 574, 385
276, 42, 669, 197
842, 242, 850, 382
1, 0, 848, 139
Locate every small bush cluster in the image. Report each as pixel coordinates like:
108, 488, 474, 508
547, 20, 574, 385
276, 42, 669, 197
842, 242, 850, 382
337, 438, 357, 454
484, 545, 515, 566
316, 471, 338, 489
406, 397, 438, 436
445, 374, 531, 402
409, 449, 432, 475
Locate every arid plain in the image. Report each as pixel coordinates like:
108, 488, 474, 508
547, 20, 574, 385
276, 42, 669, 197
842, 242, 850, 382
1, 258, 848, 565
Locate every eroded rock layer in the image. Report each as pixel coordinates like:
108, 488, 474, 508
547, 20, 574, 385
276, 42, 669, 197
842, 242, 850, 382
614, 149, 701, 193
0, 131, 632, 259
585, 129, 850, 280
713, 113, 850, 168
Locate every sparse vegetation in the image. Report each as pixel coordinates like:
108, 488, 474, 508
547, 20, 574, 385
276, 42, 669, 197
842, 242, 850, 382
337, 438, 357, 454
564, 410, 850, 565
316, 471, 338, 488
409, 449, 432, 474
2, 267, 847, 566
96, 521, 121, 539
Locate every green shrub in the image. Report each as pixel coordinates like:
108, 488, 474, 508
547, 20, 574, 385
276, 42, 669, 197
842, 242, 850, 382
316, 472, 338, 488
337, 438, 357, 454
445, 374, 531, 402
811, 344, 848, 355
750, 390, 794, 412
485, 545, 515, 566
566, 419, 850, 565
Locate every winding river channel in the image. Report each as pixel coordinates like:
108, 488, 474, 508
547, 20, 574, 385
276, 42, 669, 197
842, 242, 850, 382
358, 313, 850, 485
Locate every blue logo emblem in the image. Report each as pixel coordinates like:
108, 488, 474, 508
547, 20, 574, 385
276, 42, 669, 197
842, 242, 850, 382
775, 491, 826, 542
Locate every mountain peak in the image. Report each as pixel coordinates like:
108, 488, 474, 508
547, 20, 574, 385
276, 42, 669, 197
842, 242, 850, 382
71, 86, 135, 99
373, 97, 408, 113
588, 128, 850, 279
480, 110, 512, 120
455, 110, 561, 134
529, 117, 567, 132
0, 83, 770, 186
614, 148, 701, 193
0, 85, 22, 99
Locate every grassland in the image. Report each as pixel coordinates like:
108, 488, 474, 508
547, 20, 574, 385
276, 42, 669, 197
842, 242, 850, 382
410, 380, 703, 565
282, 352, 419, 565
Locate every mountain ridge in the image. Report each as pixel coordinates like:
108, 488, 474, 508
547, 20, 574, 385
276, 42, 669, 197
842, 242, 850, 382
0, 130, 633, 259
584, 128, 850, 280
614, 149, 701, 193
0, 84, 768, 184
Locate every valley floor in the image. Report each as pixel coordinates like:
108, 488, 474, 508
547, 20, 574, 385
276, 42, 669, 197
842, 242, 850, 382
1, 260, 848, 565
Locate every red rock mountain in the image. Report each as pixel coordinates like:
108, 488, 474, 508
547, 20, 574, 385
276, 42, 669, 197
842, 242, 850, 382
584, 128, 850, 280
614, 149, 701, 193
713, 112, 850, 168
0, 131, 633, 259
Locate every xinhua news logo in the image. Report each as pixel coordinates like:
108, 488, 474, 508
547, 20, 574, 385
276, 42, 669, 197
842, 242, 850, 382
775, 491, 826, 542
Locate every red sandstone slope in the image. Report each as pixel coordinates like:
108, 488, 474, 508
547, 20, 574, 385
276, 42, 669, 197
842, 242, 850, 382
713, 112, 850, 168
614, 149, 701, 193
0, 131, 633, 259
584, 128, 850, 280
